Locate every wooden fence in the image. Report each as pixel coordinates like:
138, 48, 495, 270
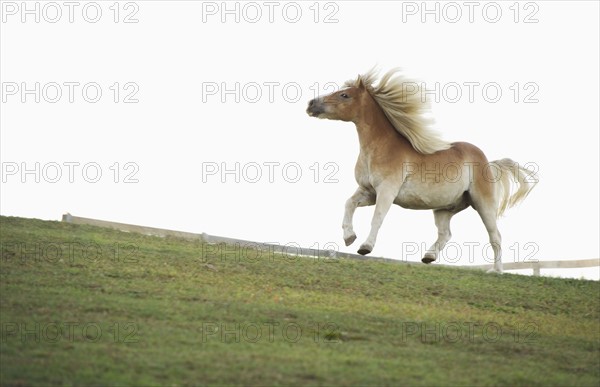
62, 213, 599, 277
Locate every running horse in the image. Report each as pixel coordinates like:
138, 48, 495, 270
306, 68, 537, 273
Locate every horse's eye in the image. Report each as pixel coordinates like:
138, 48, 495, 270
340, 93, 349, 99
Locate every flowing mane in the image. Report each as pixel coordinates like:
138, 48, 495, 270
344, 68, 452, 154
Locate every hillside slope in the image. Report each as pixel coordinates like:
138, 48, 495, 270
1, 216, 598, 385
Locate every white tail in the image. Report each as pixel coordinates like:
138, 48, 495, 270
490, 158, 538, 217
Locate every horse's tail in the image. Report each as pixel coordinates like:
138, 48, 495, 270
489, 158, 538, 218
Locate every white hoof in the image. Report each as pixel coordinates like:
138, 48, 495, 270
357, 244, 372, 255
344, 234, 357, 246
422, 252, 436, 264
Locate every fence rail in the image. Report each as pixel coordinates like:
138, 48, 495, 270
61, 213, 405, 264
62, 213, 599, 277
467, 259, 600, 276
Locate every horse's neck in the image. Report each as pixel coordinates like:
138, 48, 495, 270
353, 99, 413, 157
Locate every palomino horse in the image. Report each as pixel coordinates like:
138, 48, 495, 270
306, 68, 537, 273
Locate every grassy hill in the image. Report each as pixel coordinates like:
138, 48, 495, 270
1, 216, 598, 386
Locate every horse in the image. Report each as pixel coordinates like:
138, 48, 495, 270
306, 68, 537, 273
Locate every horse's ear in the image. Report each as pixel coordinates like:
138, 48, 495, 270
357, 76, 365, 90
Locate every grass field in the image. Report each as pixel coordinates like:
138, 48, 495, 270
1, 216, 599, 386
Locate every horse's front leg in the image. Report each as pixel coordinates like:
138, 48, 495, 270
342, 187, 375, 246
358, 185, 396, 255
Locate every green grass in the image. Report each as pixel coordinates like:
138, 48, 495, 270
1, 215, 599, 386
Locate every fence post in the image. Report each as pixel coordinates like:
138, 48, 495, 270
533, 263, 541, 276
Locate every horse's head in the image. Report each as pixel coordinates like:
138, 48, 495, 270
306, 80, 367, 122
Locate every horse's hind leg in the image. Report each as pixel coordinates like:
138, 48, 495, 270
479, 209, 503, 273
423, 210, 454, 264
472, 200, 503, 273
422, 206, 466, 264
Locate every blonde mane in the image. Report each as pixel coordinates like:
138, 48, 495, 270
344, 68, 452, 154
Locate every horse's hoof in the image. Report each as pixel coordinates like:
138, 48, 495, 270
421, 255, 436, 264
357, 245, 372, 255
344, 234, 357, 246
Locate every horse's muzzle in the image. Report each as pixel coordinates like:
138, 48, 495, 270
306, 99, 324, 117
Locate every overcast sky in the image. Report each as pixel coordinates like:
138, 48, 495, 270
1, 1, 598, 280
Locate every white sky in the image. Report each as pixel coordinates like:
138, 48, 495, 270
1, 1, 599, 280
